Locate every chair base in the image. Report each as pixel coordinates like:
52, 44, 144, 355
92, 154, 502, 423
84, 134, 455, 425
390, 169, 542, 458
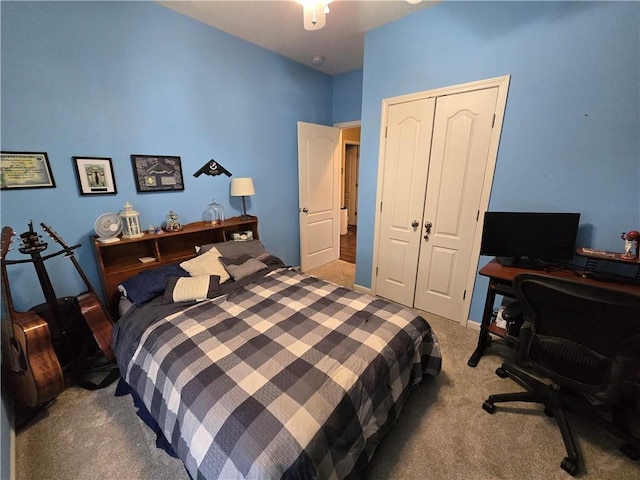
483, 362, 640, 476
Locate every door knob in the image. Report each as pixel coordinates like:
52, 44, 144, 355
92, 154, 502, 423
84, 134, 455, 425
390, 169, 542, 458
302, 208, 308, 213
424, 221, 433, 234
424, 221, 433, 241
411, 220, 419, 228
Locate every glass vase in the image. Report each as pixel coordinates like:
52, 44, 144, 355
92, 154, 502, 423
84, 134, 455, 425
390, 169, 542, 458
203, 199, 224, 226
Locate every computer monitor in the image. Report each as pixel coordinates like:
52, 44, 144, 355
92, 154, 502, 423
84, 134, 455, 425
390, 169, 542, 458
480, 211, 581, 268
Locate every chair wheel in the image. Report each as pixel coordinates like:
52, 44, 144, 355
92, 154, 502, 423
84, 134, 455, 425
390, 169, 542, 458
482, 400, 496, 414
495, 367, 508, 378
561, 457, 579, 476
620, 442, 640, 460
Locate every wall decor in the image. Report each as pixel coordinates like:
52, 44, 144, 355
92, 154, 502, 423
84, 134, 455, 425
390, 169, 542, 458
73, 156, 117, 195
1, 151, 56, 190
131, 154, 184, 192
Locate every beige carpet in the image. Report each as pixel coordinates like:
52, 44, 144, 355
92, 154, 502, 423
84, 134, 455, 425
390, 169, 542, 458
307, 259, 356, 290
14, 261, 640, 480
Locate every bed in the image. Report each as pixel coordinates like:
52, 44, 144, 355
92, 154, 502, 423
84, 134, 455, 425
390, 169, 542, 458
111, 238, 442, 479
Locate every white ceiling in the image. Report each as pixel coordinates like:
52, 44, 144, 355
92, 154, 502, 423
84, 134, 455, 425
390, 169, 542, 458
157, 1, 436, 76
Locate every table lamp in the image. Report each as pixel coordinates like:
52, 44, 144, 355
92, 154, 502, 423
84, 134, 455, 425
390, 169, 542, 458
230, 178, 255, 220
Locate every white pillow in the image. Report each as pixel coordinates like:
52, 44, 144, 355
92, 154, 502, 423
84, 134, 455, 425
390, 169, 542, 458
180, 247, 231, 283
164, 275, 220, 303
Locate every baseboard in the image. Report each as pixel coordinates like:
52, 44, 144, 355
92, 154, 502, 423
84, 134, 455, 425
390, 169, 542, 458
466, 320, 481, 331
10, 419, 15, 480
8, 398, 15, 480
353, 283, 371, 295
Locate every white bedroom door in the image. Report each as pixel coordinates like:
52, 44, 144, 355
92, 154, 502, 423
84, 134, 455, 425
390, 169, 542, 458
297, 121, 341, 271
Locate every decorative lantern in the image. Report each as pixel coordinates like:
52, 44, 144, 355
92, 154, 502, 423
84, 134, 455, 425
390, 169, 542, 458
119, 201, 143, 239
203, 199, 225, 226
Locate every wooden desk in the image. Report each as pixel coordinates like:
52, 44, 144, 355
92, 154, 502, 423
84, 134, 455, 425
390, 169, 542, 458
467, 258, 640, 368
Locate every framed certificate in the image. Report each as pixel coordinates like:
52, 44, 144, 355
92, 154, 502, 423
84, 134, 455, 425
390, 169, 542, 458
1, 152, 56, 190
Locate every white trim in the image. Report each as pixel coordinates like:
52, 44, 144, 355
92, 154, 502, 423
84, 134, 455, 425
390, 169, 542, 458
466, 320, 481, 331
9, 398, 15, 480
371, 75, 511, 328
10, 424, 15, 480
353, 283, 371, 295
333, 120, 361, 128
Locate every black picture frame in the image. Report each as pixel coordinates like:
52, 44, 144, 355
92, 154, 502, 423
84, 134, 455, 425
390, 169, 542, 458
1, 151, 56, 190
73, 156, 117, 195
131, 154, 184, 192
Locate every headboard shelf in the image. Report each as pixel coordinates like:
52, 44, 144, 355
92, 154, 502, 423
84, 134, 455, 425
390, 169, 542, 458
91, 216, 259, 316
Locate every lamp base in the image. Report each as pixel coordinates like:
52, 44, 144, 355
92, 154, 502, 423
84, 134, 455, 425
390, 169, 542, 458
239, 196, 252, 221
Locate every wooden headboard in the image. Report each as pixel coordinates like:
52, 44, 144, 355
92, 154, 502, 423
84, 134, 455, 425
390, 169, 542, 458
91, 216, 259, 317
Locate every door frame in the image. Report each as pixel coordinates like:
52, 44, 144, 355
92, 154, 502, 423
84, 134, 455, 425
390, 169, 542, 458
371, 75, 510, 327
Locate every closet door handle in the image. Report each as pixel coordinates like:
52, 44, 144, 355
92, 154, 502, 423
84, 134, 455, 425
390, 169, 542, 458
424, 221, 433, 241
411, 220, 419, 228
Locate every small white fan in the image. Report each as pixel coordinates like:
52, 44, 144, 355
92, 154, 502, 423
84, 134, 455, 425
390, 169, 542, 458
95, 213, 123, 243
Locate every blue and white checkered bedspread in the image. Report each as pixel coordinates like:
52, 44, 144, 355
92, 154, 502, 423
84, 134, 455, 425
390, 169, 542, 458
117, 268, 441, 479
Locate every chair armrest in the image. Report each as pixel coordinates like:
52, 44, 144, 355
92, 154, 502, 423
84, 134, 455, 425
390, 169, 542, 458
502, 301, 523, 322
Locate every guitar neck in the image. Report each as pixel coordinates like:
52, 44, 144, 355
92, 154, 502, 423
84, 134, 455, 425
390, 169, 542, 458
39, 223, 97, 295
66, 252, 97, 296
1, 260, 18, 317
31, 255, 60, 309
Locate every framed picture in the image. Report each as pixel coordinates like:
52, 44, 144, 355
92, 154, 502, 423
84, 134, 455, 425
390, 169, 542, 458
1, 151, 56, 190
131, 154, 184, 192
73, 156, 117, 195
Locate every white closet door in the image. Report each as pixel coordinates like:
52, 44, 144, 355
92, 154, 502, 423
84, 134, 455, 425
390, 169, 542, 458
375, 98, 436, 306
414, 88, 499, 319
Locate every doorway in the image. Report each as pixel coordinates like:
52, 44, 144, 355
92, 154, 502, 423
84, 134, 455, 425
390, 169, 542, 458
299, 122, 360, 288
340, 127, 360, 264
297, 122, 361, 272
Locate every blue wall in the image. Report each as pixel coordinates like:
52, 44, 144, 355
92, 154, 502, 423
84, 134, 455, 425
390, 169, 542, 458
0, 4, 333, 470
357, 1, 640, 323
1, 1, 333, 311
332, 69, 364, 124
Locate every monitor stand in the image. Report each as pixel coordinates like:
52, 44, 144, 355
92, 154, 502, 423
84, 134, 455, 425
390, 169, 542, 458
495, 256, 544, 270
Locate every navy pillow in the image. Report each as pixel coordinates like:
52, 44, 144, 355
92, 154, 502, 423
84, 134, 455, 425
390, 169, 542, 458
119, 264, 189, 306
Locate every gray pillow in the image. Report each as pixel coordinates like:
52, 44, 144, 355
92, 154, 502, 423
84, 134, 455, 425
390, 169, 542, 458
219, 254, 268, 281
200, 239, 268, 258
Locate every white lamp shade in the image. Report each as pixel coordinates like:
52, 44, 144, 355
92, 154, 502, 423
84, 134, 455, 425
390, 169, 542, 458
230, 178, 255, 196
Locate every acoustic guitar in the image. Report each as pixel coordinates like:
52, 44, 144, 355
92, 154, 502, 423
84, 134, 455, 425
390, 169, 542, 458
41, 223, 115, 363
1, 226, 65, 407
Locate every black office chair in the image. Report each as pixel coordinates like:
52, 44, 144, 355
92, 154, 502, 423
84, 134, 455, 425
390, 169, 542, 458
482, 273, 640, 476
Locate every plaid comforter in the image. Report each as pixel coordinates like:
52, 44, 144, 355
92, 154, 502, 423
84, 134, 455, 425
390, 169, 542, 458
116, 268, 441, 479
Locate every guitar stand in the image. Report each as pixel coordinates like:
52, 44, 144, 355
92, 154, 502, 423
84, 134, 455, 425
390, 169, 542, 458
72, 343, 120, 391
